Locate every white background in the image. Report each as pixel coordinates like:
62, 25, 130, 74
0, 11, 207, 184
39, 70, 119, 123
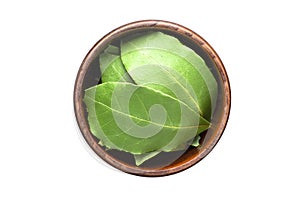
0, 0, 299, 199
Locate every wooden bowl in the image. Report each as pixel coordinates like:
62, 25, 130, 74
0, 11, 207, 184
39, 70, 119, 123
74, 20, 231, 176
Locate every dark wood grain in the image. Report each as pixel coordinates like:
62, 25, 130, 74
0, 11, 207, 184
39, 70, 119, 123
73, 20, 231, 177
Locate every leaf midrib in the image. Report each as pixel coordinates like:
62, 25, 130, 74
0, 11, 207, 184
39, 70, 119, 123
85, 95, 208, 130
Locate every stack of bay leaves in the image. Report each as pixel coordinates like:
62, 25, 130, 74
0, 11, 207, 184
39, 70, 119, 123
83, 32, 218, 166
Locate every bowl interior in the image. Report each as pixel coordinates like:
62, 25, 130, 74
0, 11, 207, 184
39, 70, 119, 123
74, 21, 230, 176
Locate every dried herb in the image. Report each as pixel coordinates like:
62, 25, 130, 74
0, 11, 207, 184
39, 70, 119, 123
84, 32, 217, 165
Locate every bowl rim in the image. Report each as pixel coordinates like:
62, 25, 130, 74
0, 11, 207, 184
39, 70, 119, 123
73, 19, 231, 176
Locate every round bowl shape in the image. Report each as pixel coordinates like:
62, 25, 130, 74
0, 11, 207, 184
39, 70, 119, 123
74, 20, 231, 176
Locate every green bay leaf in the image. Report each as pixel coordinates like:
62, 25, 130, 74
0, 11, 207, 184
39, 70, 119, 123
84, 32, 218, 165
99, 45, 133, 83
191, 135, 201, 147
121, 32, 218, 120
83, 82, 210, 154
133, 151, 161, 166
